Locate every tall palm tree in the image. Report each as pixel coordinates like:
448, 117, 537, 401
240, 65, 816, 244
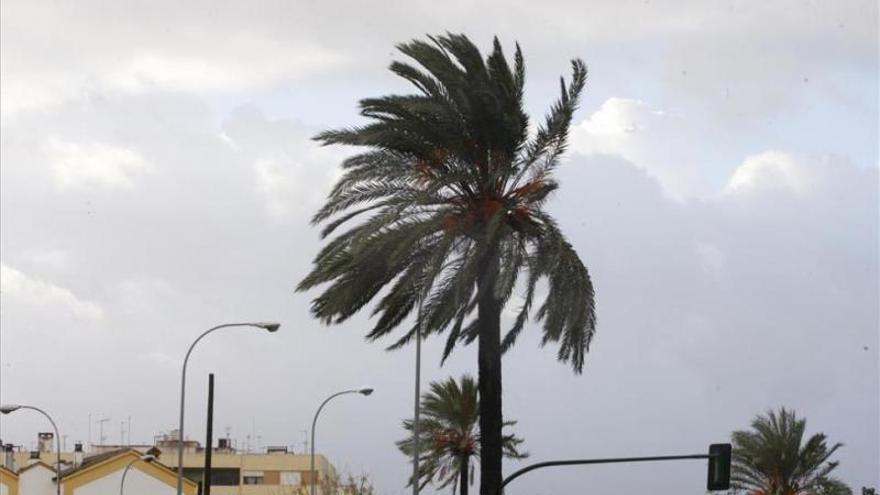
298, 33, 596, 495
730, 407, 852, 495
397, 375, 527, 495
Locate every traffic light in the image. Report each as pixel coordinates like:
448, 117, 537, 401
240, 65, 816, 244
707, 443, 732, 491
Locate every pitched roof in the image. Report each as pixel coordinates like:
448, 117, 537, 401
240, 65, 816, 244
17, 461, 53, 474
0, 464, 18, 479
59, 448, 129, 477
57, 448, 196, 493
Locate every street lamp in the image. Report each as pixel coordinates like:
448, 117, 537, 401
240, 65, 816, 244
310, 387, 373, 495
0, 404, 62, 495
120, 454, 155, 495
175, 322, 280, 495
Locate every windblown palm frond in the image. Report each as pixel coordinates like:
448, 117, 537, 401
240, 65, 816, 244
396, 375, 527, 494
298, 32, 596, 372
730, 407, 852, 495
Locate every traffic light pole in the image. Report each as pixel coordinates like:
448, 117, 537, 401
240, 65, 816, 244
502, 444, 731, 492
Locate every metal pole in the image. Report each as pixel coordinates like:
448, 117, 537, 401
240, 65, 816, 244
119, 458, 138, 495
120, 455, 154, 495
8, 406, 62, 495
310, 390, 358, 495
412, 293, 425, 495
501, 453, 716, 490
176, 322, 280, 495
204, 373, 214, 495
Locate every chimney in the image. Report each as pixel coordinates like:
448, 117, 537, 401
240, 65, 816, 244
74, 443, 84, 467
3, 444, 14, 471
38, 432, 54, 453
28, 450, 40, 466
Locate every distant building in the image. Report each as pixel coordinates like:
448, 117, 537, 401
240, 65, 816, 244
2, 446, 195, 495
6, 432, 337, 494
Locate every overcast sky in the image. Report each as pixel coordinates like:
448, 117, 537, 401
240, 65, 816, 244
1, 1, 877, 493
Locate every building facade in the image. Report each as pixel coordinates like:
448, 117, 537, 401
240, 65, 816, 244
5, 434, 337, 495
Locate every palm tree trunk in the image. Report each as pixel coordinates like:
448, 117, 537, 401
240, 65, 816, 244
460, 455, 469, 495
477, 250, 503, 495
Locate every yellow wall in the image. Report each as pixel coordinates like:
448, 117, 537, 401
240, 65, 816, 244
0, 468, 19, 495
61, 451, 196, 495
12, 450, 336, 493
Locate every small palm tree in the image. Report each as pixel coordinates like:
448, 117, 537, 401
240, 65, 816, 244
298, 33, 595, 495
730, 407, 852, 495
397, 375, 527, 495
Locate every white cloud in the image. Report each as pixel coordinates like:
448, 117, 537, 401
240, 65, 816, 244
0, 1, 347, 117
579, 97, 662, 138
254, 155, 301, 217
725, 150, 815, 195
46, 138, 152, 189
0, 263, 104, 320
104, 37, 344, 94
571, 97, 711, 199
220, 107, 343, 218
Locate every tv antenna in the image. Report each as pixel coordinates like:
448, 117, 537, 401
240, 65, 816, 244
97, 418, 110, 446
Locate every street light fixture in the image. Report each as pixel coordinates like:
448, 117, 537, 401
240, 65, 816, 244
0, 404, 62, 495
175, 322, 281, 495
120, 454, 155, 495
310, 388, 373, 495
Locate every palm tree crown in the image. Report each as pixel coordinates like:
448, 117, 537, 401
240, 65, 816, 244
298, 32, 595, 370
397, 375, 527, 494
731, 407, 851, 495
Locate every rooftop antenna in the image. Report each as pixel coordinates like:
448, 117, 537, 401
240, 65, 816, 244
301, 430, 309, 454
251, 417, 256, 452
97, 418, 110, 446
127, 416, 131, 445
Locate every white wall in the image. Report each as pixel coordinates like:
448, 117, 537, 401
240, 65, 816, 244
0, 481, 9, 495
72, 466, 177, 495
20, 466, 55, 495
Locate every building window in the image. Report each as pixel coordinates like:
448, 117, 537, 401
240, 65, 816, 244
211, 468, 241, 486
281, 471, 302, 486
242, 470, 265, 485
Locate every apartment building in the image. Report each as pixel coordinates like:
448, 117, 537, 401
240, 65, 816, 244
4, 432, 337, 495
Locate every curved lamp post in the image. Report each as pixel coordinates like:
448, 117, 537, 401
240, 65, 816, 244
175, 322, 280, 495
120, 454, 155, 495
310, 388, 373, 495
0, 404, 62, 495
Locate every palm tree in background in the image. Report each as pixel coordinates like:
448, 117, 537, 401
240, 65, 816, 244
397, 375, 527, 495
298, 33, 596, 495
730, 407, 851, 495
